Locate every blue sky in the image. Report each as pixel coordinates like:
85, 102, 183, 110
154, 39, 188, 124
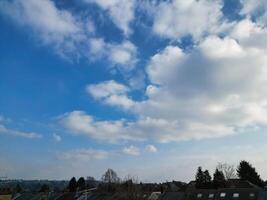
2, 0, 267, 182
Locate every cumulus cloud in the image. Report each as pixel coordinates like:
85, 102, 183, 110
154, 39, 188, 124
84, 0, 135, 35
59, 111, 136, 143
152, 0, 228, 41
0, 124, 42, 139
67, 18, 267, 143
86, 80, 134, 109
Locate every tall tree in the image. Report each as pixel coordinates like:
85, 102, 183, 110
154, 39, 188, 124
15, 184, 22, 193
203, 170, 212, 186
68, 177, 77, 192
237, 160, 264, 187
77, 177, 86, 190
195, 167, 204, 188
213, 169, 226, 188
102, 169, 120, 183
39, 184, 50, 192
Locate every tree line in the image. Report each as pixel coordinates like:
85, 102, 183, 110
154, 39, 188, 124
195, 160, 264, 189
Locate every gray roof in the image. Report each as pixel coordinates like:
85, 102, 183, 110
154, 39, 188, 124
158, 192, 184, 200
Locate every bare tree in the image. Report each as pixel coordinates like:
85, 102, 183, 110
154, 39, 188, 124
124, 174, 139, 184
216, 163, 237, 179
123, 174, 140, 200
101, 168, 120, 183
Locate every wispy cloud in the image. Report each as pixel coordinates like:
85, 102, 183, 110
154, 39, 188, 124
84, 0, 136, 35
0, 124, 42, 139
52, 133, 62, 143
122, 145, 140, 156
0, 0, 138, 70
145, 145, 157, 153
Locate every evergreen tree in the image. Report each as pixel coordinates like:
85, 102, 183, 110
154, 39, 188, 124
39, 184, 50, 192
203, 170, 212, 188
15, 184, 22, 193
77, 177, 86, 190
195, 167, 204, 188
213, 169, 226, 188
237, 160, 264, 187
68, 177, 77, 192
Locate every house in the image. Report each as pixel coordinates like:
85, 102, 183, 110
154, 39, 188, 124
185, 179, 261, 200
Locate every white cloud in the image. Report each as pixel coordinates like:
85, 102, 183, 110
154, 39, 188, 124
240, 0, 267, 26
86, 80, 134, 109
0, 124, 42, 139
136, 32, 267, 141
122, 145, 140, 156
0, 0, 138, 70
53, 133, 62, 143
87, 80, 128, 98
88, 39, 137, 70
0, 0, 83, 58
85, 0, 135, 35
59, 111, 138, 143
152, 0, 226, 41
108, 41, 137, 69
145, 145, 157, 153
230, 18, 267, 51
240, 0, 265, 16
75, 26, 267, 143
88, 38, 106, 57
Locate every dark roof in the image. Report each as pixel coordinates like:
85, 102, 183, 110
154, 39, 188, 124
158, 192, 184, 200
186, 188, 260, 200
55, 192, 76, 200
87, 193, 108, 200
225, 179, 260, 189
258, 190, 267, 200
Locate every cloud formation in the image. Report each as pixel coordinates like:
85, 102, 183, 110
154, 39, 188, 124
86, 80, 134, 109
152, 0, 226, 41
85, 0, 135, 35
0, 0, 137, 69
0, 0, 83, 58
61, 17, 267, 144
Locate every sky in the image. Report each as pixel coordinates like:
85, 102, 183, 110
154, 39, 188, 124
2, 0, 267, 183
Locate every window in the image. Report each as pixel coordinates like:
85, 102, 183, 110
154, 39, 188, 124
220, 192, 226, 198
233, 193, 239, 198
197, 193, 203, 198
249, 193, 255, 198
208, 193, 214, 198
